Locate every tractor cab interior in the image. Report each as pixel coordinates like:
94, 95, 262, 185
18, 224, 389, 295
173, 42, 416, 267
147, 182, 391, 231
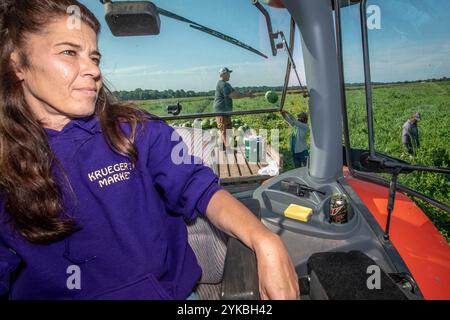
84, 0, 450, 300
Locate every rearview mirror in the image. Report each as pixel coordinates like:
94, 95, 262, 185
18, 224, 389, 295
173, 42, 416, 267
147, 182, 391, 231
103, 1, 160, 36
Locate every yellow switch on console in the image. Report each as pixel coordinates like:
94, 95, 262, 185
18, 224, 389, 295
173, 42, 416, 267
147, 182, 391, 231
284, 204, 313, 222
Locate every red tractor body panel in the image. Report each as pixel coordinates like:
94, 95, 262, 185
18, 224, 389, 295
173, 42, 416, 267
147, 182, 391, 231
344, 169, 450, 299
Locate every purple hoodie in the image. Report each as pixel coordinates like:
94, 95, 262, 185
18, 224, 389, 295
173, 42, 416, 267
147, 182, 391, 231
0, 116, 223, 300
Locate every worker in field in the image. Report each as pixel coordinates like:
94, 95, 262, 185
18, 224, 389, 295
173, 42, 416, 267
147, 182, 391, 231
213, 67, 253, 148
281, 110, 310, 168
402, 112, 421, 155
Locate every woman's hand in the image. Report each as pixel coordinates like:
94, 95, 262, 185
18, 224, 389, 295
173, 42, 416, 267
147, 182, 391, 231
253, 233, 300, 300
205, 190, 300, 300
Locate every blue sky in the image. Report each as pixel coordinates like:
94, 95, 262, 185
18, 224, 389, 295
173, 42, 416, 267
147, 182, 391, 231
80, 0, 450, 91
341, 0, 450, 83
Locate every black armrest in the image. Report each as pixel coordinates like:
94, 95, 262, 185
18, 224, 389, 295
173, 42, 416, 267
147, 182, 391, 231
220, 199, 260, 300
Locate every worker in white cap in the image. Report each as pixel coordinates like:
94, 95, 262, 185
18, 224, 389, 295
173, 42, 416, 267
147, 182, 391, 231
213, 67, 253, 148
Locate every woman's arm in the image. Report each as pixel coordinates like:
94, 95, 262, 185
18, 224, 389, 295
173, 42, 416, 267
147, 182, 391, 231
290, 117, 309, 131
281, 110, 309, 131
280, 110, 295, 127
205, 189, 299, 300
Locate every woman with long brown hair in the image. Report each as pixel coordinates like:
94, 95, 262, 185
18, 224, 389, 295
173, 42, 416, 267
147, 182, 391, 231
0, 0, 298, 299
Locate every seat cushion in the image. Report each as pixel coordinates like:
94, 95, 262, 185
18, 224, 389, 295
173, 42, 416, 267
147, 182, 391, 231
187, 216, 228, 284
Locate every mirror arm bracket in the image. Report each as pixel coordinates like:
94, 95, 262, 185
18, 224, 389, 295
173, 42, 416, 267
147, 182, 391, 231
252, 0, 279, 56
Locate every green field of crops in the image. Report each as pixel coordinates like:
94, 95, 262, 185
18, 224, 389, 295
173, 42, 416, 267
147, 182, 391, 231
136, 81, 450, 241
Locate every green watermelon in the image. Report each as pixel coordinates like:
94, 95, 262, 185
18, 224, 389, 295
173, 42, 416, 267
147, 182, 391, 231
265, 90, 279, 104
201, 119, 210, 129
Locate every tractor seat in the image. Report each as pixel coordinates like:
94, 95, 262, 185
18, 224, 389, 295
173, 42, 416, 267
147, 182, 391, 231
186, 198, 260, 300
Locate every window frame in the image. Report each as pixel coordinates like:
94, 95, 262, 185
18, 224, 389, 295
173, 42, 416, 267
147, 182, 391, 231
334, 0, 450, 214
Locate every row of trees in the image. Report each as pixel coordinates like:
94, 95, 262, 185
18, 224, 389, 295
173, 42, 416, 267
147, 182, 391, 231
113, 77, 449, 101
345, 76, 450, 87
113, 86, 287, 101
113, 89, 213, 101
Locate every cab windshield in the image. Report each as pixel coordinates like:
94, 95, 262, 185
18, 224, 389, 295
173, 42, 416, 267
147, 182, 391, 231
81, 0, 294, 118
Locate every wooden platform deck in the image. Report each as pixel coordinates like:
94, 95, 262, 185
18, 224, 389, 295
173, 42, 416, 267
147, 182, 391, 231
212, 145, 282, 183
174, 127, 283, 192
